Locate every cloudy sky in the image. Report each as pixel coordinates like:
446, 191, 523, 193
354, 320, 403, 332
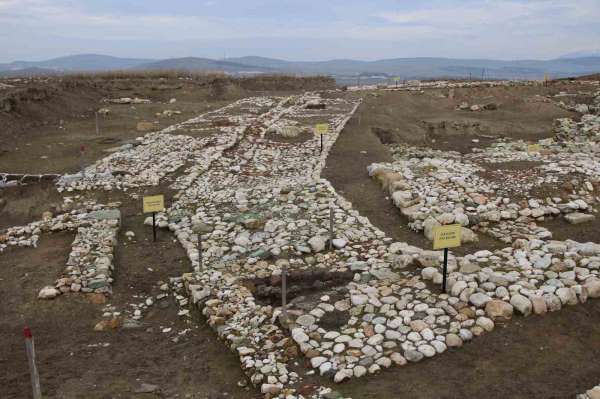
1, 0, 599, 62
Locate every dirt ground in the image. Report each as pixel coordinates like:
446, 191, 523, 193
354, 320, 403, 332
2, 77, 600, 399
347, 85, 584, 154
0, 182, 257, 399
322, 84, 591, 253
0, 74, 333, 174
323, 83, 600, 398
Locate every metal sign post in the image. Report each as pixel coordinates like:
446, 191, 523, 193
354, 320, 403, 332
315, 124, 329, 153
281, 263, 288, 323
143, 195, 165, 242
442, 248, 449, 293
24, 326, 42, 399
79, 144, 86, 178
198, 232, 203, 269
433, 224, 462, 293
192, 223, 204, 270
152, 212, 156, 241
329, 204, 334, 250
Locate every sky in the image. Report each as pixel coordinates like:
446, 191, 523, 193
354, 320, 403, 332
1, 0, 600, 62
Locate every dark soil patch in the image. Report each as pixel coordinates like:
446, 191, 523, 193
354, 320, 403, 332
0, 196, 254, 399
323, 110, 429, 249
0, 181, 64, 229
345, 85, 576, 155
250, 270, 353, 307
541, 217, 600, 243
330, 300, 600, 399
371, 127, 396, 145
265, 131, 313, 144
318, 309, 352, 330
96, 137, 122, 145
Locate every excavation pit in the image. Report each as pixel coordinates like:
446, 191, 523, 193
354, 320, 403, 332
247, 269, 354, 310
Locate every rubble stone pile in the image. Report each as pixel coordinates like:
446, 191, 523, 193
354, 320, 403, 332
368, 149, 598, 243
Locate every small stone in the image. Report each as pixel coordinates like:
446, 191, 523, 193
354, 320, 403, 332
94, 318, 121, 331
334, 370, 350, 383
376, 357, 392, 368
404, 349, 424, 362
565, 213, 595, 225
531, 296, 548, 315
319, 362, 333, 376
485, 300, 513, 320
38, 286, 60, 299
469, 293, 492, 308
451, 281, 468, 297
476, 317, 494, 332
556, 287, 578, 305
261, 383, 283, 395
445, 334, 463, 347
510, 294, 532, 316
292, 328, 309, 343
351, 294, 368, 306
353, 365, 367, 378
135, 383, 160, 393
390, 352, 407, 366
544, 294, 562, 312
584, 280, 600, 298
311, 356, 327, 368
332, 238, 347, 249
296, 314, 316, 327
417, 344, 436, 357
308, 236, 327, 253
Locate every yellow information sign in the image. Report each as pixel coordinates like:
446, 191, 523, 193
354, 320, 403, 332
314, 123, 329, 136
393, 77, 401, 82
527, 144, 541, 154
143, 195, 165, 213
433, 224, 462, 250
544, 73, 550, 82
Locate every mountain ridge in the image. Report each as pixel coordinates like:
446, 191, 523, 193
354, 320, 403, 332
2, 53, 600, 81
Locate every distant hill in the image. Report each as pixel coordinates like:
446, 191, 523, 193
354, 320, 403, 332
0, 67, 60, 77
136, 57, 275, 74
560, 50, 600, 59
2, 53, 600, 81
226, 56, 600, 81
0, 54, 153, 73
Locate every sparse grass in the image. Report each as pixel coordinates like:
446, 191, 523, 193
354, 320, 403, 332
58, 70, 336, 91
234, 74, 336, 91
59, 69, 227, 89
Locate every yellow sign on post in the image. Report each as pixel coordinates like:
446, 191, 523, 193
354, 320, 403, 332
143, 195, 165, 213
527, 144, 541, 154
433, 224, 462, 293
314, 123, 329, 136
433, 224, 462, 250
